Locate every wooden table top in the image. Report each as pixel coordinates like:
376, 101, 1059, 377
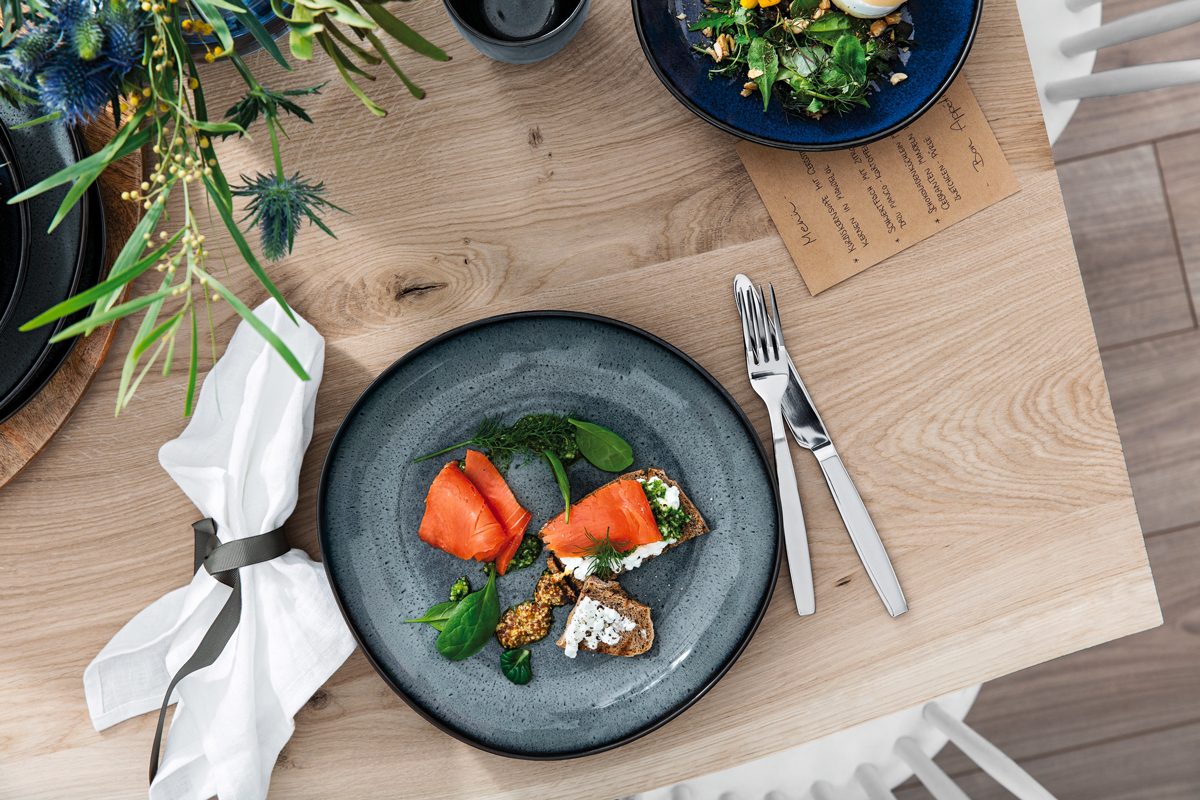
0, 0, 1163, 797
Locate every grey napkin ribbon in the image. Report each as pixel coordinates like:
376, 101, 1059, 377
149, 518, 290, 783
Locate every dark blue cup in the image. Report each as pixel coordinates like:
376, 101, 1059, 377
443, 0, 590, 64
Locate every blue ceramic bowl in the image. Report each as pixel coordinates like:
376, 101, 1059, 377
633, 0, 982, 150
443, 0, 590, 64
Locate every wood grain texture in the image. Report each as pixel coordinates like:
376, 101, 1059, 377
1055, 145, 1192, 347
0, 114, 142, 487
1053, 0, 1200, 162
1155, 132, 1200, 318
0, 0, 1162, 798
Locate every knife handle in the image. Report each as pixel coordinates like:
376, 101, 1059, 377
814, 446, 908, 617
768, 405, 816, 616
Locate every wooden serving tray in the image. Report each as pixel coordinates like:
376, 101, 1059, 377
0, 114, 142, 488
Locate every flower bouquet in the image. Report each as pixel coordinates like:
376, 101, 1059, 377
0, 0, 446, 413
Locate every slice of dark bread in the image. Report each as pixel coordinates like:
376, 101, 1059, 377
538, 469, 709, 571
555, 576, 654, 657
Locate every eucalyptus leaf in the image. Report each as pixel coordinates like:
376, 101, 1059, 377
405, 600, 460, 631
569, 419, 634, 472
436, 569, 499, 660
500, 648, 532, 686
543, 450, 571, 523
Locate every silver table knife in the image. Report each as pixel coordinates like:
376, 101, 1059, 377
781, 328, 908, 617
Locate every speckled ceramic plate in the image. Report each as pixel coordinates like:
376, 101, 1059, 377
319, 312, 781, 759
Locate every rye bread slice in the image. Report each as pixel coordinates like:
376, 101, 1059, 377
538, 468, 709, 572
555, 576, 654, 657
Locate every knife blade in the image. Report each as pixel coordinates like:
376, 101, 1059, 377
783, 350, 909, 617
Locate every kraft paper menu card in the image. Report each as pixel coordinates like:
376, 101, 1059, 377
737, 77, 1021, 295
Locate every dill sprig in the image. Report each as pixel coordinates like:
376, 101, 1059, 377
578, 528, 631, 581
414, 413, 581, 472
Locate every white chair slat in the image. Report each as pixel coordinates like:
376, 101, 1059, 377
1061, 0, 1200, 56
1046, 58, 1200, 100
894, 736, 973, 800
923, 704, 1058, 800
855, 763, 900, 800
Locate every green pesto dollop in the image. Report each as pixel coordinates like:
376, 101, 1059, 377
505, 535, 544, 573
642, 479, 690, 541
450, 576, 470, 603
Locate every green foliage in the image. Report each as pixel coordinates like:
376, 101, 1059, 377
568, 419, 634, 472
404, 600, 460, 632
578, 527, 631, 580
543, 449, 571, 523
436, 568, 500, 661
414, 414, 581, 472
500, 648, 532, 685
4, 0, 450, 414
691, 0, 909, 117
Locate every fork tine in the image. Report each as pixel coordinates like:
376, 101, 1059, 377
768, 283, 785, 352
736, 290, 757, 361
756, 284, 777, 362
749, 286, 768, 360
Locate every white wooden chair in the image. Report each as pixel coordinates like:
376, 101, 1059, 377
1016, 0, 1200, 144
625, 685, 1059, 800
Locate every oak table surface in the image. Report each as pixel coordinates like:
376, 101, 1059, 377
0, 0, 1163, 798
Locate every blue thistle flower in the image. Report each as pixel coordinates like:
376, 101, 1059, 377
232, 172, 346, 262
2, 0, 147, 125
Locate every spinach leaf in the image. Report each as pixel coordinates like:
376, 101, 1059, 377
569, 419, 634, 472
543, 450, 572, 523
690, 13, 734, 31
783, 45, 825, 77
500, 648, 532, 685
748, 37, 779, 112
804, 12, 852, 45
788, 0, 820, 13
831, 33, 867, 84
506, 535, 543, 573
436, 569, 499, 660
404, 600, 460, 632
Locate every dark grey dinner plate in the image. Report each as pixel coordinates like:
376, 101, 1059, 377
0, 103, 87, 409
0, 119, 31, 334
0, 182, 105, 423
319, 311, 781, 759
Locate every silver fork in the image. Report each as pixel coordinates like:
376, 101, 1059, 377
736, 281, 816, 616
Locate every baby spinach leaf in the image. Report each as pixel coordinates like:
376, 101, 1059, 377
831, 33, 867, 84
543, 450, 572, 522
569, 419, 635, 472
805, 12, 852, 45
500, 648, 532, 685
404, 600, 459, 632
783, 45, 825, 77
436, 570, 499, 660
506, 535, 543, 573
748, 37, 779, 111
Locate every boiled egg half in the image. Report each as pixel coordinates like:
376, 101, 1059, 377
831, 0, 902, 19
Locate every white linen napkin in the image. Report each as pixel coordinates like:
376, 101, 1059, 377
83, 298, 357, 800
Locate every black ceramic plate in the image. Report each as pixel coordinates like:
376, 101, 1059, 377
319, 312, 781, 759
0, 105, 88, 410
0, 182, 105, 423
0, 119, 30, 333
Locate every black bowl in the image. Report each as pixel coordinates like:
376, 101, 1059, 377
632, 0, 982, 151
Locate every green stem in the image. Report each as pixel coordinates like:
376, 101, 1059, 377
412, 440, 474, 463
268, 117, 284, 177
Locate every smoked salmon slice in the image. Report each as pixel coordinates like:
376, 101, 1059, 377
463, 450, 533, 575
418, 462, 508, 563
540, 478, 662, 556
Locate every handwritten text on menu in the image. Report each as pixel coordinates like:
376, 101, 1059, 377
737, 77, 1021, 295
